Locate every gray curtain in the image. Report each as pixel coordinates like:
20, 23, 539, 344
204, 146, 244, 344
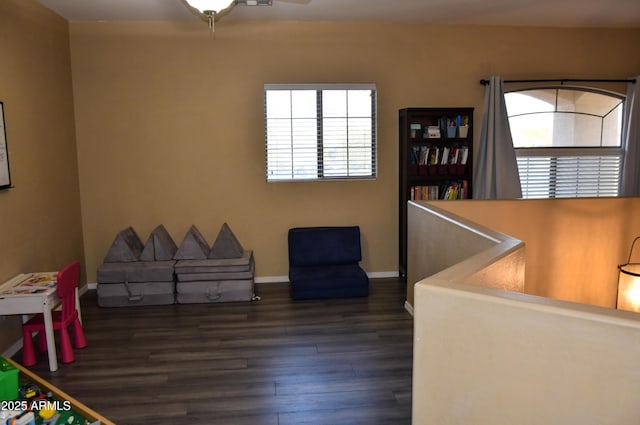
621, 76, 640, 196
472, 76, 522, 199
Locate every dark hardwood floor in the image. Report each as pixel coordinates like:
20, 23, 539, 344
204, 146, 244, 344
16, 279, 414, 425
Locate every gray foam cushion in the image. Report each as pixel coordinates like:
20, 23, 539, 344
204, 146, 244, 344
209, 223, 244, 259
174, 225, 210, 260
104, 227, 144, 263
141, 224, 178, 261
97, 261, 176, 283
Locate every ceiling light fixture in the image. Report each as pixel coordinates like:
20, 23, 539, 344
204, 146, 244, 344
184, 0, 274, 32
183, 0, 235, 32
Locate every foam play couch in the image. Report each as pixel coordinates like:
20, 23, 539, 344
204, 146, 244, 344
288, 226, 369, 300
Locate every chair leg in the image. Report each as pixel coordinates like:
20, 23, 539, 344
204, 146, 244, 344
38, 331, 48, 351
22, 330, 37, 367
59, 327, 75, 364
72, 318, 87, 349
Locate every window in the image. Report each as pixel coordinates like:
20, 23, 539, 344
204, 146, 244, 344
505, 87, 624, 198
264, 83, 377, 182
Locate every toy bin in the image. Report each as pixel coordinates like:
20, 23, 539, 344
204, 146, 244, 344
0, 356, 19, 401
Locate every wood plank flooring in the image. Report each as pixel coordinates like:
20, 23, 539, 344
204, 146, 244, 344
16, 279, 413, 425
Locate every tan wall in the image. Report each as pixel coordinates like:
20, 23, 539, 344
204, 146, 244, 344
0, 0, 83, 353
406, 201, 525, 306
434, 197, 640, 308
413, 279, 640, 425
1, 3, 638, 353
408, 202, 640, 424
68, 20, 640, 282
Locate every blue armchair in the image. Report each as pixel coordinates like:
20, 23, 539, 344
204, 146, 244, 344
288, 226, 369, 300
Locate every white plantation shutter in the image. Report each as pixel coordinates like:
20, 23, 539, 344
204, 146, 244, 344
264, 83, 377, 182
516, 148, 622, 198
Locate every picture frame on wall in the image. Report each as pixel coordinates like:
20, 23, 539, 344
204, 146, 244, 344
0, 101, 11, 190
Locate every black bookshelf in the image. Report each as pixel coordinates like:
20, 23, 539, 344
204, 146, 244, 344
398, 107, 474, 278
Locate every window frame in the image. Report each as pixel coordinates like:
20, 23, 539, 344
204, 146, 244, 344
264, 83, 378, 182
505, 85, 625, 198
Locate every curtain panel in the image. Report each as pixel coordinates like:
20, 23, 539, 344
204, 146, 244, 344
621, 76, 640, 196
472, 76, 522, 199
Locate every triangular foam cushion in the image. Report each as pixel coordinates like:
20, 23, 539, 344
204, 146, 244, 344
141, 224, 178, 261
209, 222, 244, 259
174, 225, 210, 260
104, 227, 144, 263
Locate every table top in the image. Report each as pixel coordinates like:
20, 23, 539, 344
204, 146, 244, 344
0, 272, 57, 298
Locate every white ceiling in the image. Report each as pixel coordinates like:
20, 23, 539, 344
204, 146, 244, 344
36, 0, 640, 28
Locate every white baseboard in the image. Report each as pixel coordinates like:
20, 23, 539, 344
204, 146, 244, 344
404, 300, 414, 316
255, 276, 289, 284
367, 271, 400, 279
251, 271, 399, 284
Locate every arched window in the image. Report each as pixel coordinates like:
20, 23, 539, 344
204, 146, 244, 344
505, 87, 624, 198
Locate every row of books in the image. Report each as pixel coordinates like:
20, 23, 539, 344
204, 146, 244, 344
410, 145, 469, 166
410, 180, 470, 201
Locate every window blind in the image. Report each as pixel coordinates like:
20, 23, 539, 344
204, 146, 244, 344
516, 148, 622, 198
264, 83, 377, 182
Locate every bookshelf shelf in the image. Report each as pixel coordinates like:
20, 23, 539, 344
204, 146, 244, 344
398, 107, 474, 278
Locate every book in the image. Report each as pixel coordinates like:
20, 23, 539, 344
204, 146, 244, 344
438, 180, 470, 200
410, 146, 419, 165
449, 147, 459, 165
441, 147, 450, 165
460, 147, 469, 165
410, 185, 440, 200
19, 273, 57, 287
1, 273, 58, 295
429, 147, 439, 165
419, 146, 429, 165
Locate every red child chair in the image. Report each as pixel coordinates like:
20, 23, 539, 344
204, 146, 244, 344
22, 261, 87, 366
